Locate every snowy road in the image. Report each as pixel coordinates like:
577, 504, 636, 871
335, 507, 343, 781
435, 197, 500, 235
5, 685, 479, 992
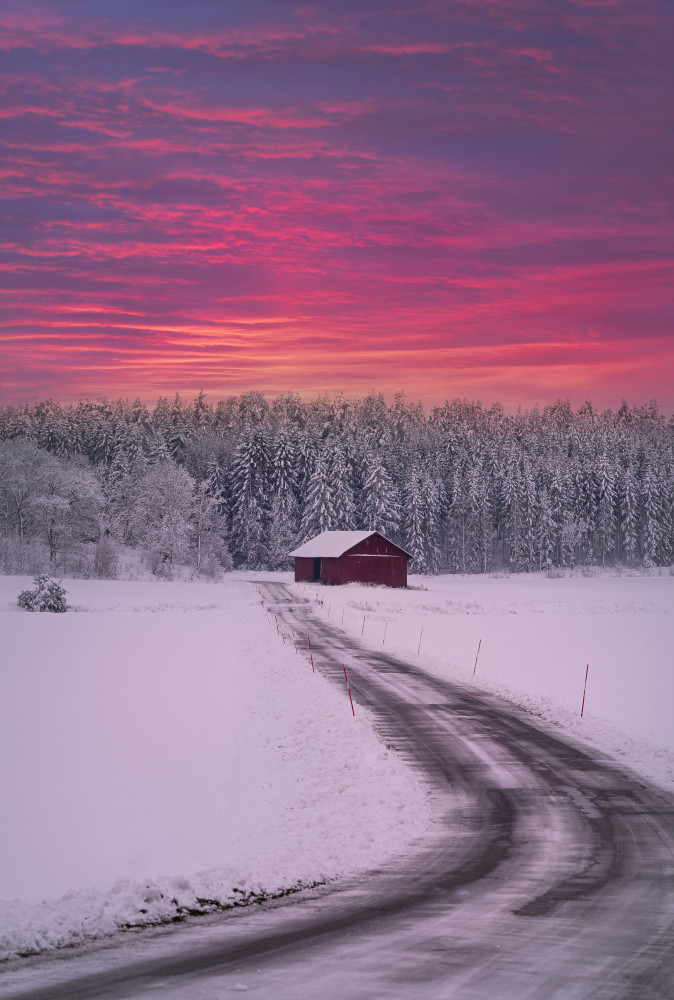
4, 581, 674, 999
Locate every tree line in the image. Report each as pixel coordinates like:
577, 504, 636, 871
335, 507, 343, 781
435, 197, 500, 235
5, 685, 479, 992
0, 390, 672, 577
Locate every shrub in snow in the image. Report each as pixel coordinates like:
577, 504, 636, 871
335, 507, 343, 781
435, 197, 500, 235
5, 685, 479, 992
17, 575, 68, 613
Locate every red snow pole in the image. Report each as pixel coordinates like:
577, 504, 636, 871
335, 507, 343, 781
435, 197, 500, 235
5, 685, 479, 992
417, 626, 424, 656
580, 664, 589, 717
472, 639, 482, 677
341, 608, 345, 626
308, 635, 314, 672
343, 664, 355, 716
361, 615, 365, 636
382, 621, 388, 647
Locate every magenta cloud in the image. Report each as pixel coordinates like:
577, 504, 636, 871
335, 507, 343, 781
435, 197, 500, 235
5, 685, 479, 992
0, 0, 672, 410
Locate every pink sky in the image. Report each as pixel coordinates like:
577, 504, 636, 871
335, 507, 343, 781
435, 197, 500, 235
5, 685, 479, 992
1, 1, 672, 412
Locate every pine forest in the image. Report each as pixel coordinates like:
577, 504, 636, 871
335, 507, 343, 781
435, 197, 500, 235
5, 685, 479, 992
0, 391, 672, 578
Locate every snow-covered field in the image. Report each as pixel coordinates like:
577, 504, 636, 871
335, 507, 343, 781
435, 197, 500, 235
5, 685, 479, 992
0, 574, 432, 961
298, 569, 674, 790
1, 568, 672, 965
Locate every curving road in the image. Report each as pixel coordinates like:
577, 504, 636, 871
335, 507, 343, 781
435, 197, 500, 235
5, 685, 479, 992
3, 581, 674, 1000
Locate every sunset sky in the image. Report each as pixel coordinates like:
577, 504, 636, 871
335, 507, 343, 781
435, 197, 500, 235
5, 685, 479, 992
1, 0, 673, 412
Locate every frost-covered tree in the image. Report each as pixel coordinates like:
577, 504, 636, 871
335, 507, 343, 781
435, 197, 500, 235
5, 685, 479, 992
536, 486, 557, 571
402, 464, 442, 573
190, 475, 232, 575
639, 464, 671, 566
268, 493, 298, 569
299, 451, 340, 540
133, 461, 195, 574
28, 457, 104, 563
0, 438, 46, 546
595, 455, 616, 567
1, 392, 673, 575
502, 454, 536, 572
619, 466, 638, 566
329, 445, 358, 530
362, 453, 400, 539
230, 431, 269, 568
266, 431, 300, 567
466, 461, 492, 573
270, 430, 299, 503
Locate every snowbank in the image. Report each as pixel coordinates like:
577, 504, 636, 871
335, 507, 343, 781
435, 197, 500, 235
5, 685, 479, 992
296, 569, 674, 790
0, 575, 432, 960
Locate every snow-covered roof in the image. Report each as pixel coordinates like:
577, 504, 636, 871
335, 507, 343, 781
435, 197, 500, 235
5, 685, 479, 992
290, 530, 410, 558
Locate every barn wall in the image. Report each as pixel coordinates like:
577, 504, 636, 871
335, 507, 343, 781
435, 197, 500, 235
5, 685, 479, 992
325, 554, 407, 587
350, 535, 406, 558
321, 535, 408, 587
294, 557, 315, 583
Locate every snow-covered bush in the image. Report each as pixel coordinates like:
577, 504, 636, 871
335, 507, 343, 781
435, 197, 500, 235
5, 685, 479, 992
17, 575, 68, 613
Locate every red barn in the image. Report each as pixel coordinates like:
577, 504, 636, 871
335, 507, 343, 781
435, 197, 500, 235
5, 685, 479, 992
290, 530, 410, 588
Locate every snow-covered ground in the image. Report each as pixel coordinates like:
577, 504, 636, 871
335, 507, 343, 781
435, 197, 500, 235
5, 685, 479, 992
1, 568, 672, 966
297, 569, 674, 790
0, 574, 432, 961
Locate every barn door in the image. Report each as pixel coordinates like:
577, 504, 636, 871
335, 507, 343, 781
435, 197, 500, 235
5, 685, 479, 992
313, 558, 321, 581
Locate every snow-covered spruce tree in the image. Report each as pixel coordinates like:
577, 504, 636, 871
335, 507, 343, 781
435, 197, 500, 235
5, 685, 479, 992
502, 452, 537, 572
133, 461, 195, 575
446, 464, 469, 573
402, 471, 425, 572
639, 463, 671, 566
445, 456, 492, 574
361, 452, 401, 539
619, 465, 639, 566
559, 512, 585, 568
144, 430, 171, 466
402, 464, 442, 574
205, 457, 228, 515
422, 466, 443, 575
166, 392, 191, 460
113, 421, 146, 468
295, 430, 317, 499
595, 454, 617, 567
298, 450, 340, 541
17, 575, 68, 613
536, 485, 557, 571
190, 389, 214, 430
267, 431, 300, 569
329, 444, 358, 529
268, 493, 299, 569
572, 467, 597, 565
270, 429, 299, 501
466, 460, 492, 573
548, 469, 569, 566
230, 430, 269, 568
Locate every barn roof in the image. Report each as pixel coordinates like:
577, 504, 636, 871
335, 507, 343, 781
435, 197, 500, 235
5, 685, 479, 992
290, 530, 411, 559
